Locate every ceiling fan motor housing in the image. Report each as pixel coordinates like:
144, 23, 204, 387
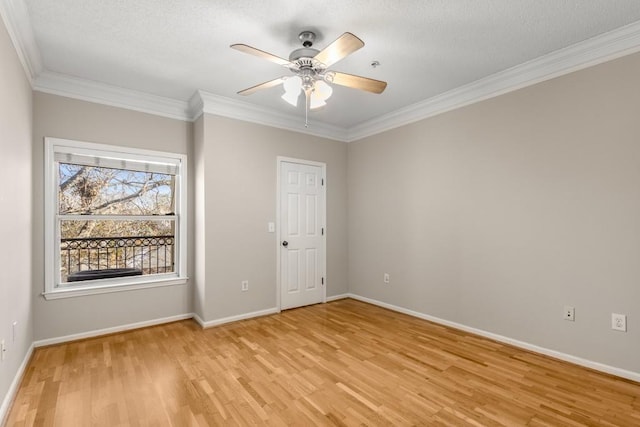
289, 31, 324, 69
289, 48, 320, 62
298, 30, 316, 47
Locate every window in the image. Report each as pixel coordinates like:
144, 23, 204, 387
44, 138, 187, 299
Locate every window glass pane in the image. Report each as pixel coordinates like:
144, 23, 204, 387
59, 219, 175, 283
60, 219, 174, 239
58, 163, 175, 215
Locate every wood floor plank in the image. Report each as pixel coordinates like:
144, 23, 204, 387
4, 299, 640, 426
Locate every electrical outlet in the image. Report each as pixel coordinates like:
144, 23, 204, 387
612, 313, 627, 332
241, 280, 249, 292
1, 340, 5, 362
383, 273, 390, 284
563, 306, 575, 321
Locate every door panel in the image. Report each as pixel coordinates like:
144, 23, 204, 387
305, 248, 317, 289
287, 193, 299, 235
280, 160, 325, 310
287, 249, 300, 292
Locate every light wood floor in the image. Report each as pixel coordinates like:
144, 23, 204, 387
5, 299, 640, 426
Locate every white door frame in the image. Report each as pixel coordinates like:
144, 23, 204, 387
276, 156, 327, 311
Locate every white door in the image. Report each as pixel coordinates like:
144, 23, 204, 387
279, 160, 326, 310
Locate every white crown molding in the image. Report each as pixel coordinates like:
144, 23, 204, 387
4, 2, 640, 141
32, 72, 351, 141
190, 90, 350, 142
187, 90, 205, 120
347, 20, 640, 142
0, 0, 43, 84
34, 71, 192, 121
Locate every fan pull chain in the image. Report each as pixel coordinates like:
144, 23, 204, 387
304, 89, 310, 128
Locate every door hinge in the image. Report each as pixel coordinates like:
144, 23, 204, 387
321, 178, 324, 186
321, 227, 324, 235
321, 277, 324, 285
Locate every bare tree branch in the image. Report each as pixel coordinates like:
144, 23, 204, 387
59, 166, 86, 193
87, 180, 168, 214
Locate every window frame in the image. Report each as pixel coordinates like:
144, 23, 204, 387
44, 137, 188, 300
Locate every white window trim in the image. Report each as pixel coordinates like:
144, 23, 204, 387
43, 137, 188, 300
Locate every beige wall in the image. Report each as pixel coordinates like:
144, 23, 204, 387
0, 17, 33, 419
32, 93, 194, 340
30, 94, 349, 335
3, 12, 638, 398
348, 52, 640, 373
193, 115, 207, 320
196, 115, 348, 321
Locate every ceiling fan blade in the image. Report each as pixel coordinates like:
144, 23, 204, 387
237, 77, 287, 96
314, 32, 364, 67
329, 72, 387, 94
230, 44, 293, 67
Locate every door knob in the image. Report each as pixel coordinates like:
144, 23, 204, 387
282, 241, 288, 247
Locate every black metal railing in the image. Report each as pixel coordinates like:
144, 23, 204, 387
60, 235, 175, 282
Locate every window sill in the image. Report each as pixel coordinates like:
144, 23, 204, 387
42, 276, 189, 300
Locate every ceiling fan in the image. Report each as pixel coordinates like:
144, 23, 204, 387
231, 31, 387, 126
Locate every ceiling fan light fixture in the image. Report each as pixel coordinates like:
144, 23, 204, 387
309, 95, 326, 110
314, 80, 333, 101
281, 90, 300, 107
281, 76, 302, 106
232, 31, 386, 122
309, 80, 333, 110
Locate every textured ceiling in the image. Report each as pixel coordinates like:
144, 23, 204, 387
21, 0, 640, 128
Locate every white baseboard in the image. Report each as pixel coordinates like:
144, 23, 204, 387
1, 343, 34, 426
348, 293, 640, 383
194, 297, 352, 328
33, 313, 194, 347
7, 295, 636, 425
326, 293, 349, 302
196, 307, 280, 329
191, 312, 205, 328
